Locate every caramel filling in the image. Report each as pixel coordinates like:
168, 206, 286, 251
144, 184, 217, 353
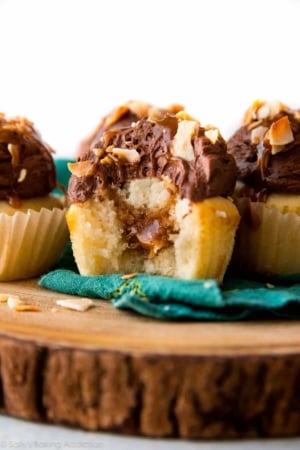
117, 204, 175, 257
107, 179, 177, 258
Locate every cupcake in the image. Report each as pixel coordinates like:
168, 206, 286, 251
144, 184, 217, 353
227, 99, 300, 276
78, 100, 184, 157
67, 108, 240, 282
0, 113, 69, 280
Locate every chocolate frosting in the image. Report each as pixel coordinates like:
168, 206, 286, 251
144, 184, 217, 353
228, 109, 300, 195
78, 101, 184, 157
0, 114, 56, 204
68, 115, 237, 203
79, 110, 139, 158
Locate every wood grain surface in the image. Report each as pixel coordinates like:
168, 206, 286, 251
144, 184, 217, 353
0, 278, 300, 439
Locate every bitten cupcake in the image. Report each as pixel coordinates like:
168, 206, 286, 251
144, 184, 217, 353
0, 113, 69, 280
228, 99, 300, 276
67, 109, 240, 283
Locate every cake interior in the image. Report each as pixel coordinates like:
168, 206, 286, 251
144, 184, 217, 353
67, 177, 240, 281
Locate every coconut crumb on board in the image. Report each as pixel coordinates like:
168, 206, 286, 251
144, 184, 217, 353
7, 295, 23, 309
56, 298, 95, 312
121, 272, 137, 280
13, 304, 40, 312
0, 292, 94, 313
3, 294, 40, 312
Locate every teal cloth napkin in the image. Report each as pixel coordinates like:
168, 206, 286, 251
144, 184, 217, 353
39, 266, 300, 320
43, 159, 300, 321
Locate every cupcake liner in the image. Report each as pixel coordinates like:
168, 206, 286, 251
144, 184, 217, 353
0, 207, 69, 281
233, 199, 300, 275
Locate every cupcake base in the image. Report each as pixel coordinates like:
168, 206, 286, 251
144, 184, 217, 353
67, 179, 240, 283
233, 197, 300, 276
0, 206, 69, 281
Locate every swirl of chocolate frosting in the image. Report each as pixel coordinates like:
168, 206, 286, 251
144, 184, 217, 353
227, 100, 300, 196
0, 113, 56, 205
68, 112, 237, 203
78, 100, 184, 157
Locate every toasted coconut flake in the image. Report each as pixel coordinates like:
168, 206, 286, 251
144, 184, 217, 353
14, 304, 40, 312
250, 126, 268, 144
268, 100, 287, 118
68, 160, 95, 177
243, 100, 265, 124
148, 107, 164, 121
7, 295, 22, 309
111, 148, 141, 163
167, 104, 185, 114
176, 111, 197, 122
92, 147, 104, 158
257, 104, 270, 120
17, 168, 27, 183
121, 272, 137, 280
100, 156, 113, 165
244, 100, 289, 124
269, 115, 294, 149
56, 298, 94, 312
7, 143, 20, 166
204, 128, 219, 144
257, 100, 285, 120
127, 100, 152, 118
171, 120, 199, 161
105, 105, 129, 128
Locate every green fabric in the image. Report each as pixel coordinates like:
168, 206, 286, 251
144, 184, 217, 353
39, 265, 300, 320
53, 158, 75, 195
44, 159, 300, 321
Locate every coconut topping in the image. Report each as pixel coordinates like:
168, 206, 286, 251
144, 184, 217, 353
78, 101, 185, 157
228, 100, 300, 195
0, 113, 56, 204
69, 112, 237, 203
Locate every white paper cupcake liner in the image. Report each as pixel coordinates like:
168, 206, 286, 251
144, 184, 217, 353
233, 200, 300, 275
0, 207, 69, 281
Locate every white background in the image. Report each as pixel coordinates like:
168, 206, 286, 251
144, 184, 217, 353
1, 415, 300, 450
1, 0, 300, 159
1, 1, 300, 447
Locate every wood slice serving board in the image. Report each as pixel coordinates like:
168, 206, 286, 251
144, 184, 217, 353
1, 279, 300, 439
